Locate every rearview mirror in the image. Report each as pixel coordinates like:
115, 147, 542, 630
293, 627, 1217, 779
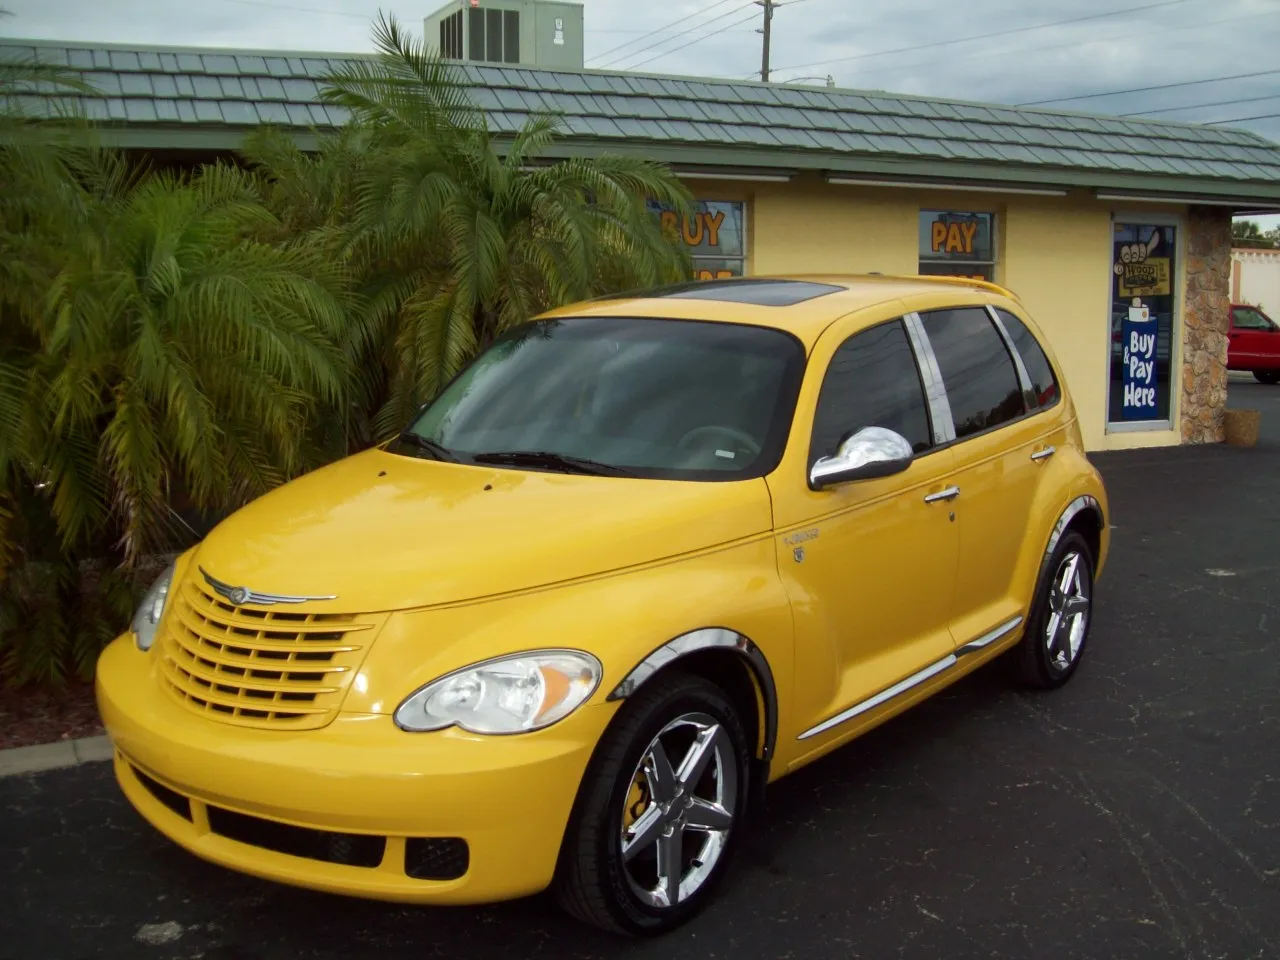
809, 426, 913, 490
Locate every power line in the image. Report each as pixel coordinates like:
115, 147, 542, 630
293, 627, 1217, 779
1018, 68, 1280, 106
1121, 94, 1280, 117
786, 7, 1275, 86
600, 2, 757, 69
1206, 113, 1280, 126
624, 10, 763, 71
769, 0, 1191, 76
587, 0, 742, 66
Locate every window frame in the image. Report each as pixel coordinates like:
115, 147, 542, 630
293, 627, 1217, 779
1104, 212, 1182, 435
918, 210, 998, 282
805, 317, 938, 470
906, 304, 1062, 450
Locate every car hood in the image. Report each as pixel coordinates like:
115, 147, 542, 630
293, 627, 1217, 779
191, 448, 774, 612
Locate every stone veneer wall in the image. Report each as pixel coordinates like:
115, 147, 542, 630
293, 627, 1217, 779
1181, 207, 1232, 444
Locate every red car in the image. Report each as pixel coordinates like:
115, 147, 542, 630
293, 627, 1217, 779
1229, 304, 1280, 384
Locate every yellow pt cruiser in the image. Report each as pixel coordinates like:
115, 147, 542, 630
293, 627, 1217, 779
98, 275, 1109, 935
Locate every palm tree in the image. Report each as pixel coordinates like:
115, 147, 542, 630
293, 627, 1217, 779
286, 14, 695, 441
1232, 219, 1274, 249
0, 142, 356, 681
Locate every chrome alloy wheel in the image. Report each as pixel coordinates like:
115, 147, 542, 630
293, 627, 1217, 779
619, 712, 738, 909
1045, 549, 1091, 670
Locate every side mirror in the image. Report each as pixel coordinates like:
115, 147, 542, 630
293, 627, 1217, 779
809, 426, 913, 490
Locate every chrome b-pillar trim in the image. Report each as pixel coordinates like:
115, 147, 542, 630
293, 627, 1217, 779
986, 305, 1035, 406
902, 312, 956, 445
608, 628, 778, 761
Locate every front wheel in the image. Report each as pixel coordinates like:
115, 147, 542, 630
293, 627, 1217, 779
1012, 530, 1095, 689
1253, 370, 1280, 385
554, 673, 750, 936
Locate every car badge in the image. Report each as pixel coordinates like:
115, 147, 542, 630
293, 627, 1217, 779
200, 567, 337, 607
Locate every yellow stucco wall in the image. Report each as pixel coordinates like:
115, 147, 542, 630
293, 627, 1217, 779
690, 177, 1187, 452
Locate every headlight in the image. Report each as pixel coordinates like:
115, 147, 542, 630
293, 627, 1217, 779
394, 650, 602, 734
131, 563, 175, 651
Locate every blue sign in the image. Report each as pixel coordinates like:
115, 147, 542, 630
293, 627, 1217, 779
1121, 306, 1159, 420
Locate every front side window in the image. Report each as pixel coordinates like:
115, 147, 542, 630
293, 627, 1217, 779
996, 309, 1060, 412
809, 320, 933, 469
400, 317, 805, 481
920, 308, 1025, 440
1233, 306, 1275, 331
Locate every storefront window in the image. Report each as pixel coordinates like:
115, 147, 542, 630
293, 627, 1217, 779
650, 200, 747, 279
918, 210, 996, 281
1108, 222, 1177, 425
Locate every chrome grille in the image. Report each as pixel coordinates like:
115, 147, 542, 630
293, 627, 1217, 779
159, 575, 378, 730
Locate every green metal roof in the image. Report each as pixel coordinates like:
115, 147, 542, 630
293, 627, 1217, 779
6, 37, 1280, 199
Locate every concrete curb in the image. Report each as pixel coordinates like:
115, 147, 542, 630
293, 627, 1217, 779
0, 735, 113, 778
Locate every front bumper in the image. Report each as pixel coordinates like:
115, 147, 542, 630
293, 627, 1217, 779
96, 635, 613, 904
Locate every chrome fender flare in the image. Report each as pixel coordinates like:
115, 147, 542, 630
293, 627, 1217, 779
1040, 494, 1104, 582
607, 627, 779, 762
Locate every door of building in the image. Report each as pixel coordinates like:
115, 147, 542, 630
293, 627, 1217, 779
1108, 221, 1178, 428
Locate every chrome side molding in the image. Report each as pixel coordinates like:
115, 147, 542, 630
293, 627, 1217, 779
797, 615, 1024, 741
956, 615, 1023, 656
798, 654, 956, 741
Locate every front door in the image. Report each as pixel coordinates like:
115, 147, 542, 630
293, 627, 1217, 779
770, 317, 960, 749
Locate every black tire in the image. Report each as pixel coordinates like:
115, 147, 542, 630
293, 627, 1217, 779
1013, 529, 1095, 689
1253, 370, 1280, 385
554, 672, 751, 936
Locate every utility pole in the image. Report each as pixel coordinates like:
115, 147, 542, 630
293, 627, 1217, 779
757, 0, 774, 83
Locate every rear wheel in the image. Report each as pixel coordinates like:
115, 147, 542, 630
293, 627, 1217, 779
554, 673, 750, 936
1012, 530, 1095, 689
1253, 370, 1280, 384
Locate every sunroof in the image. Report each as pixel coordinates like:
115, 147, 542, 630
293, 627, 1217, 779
613, 278, 845, 306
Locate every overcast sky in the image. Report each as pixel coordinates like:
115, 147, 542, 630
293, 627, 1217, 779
5, 0, 1280, 223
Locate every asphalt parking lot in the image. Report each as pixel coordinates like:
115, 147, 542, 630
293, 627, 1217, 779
3, 384, 1279, 960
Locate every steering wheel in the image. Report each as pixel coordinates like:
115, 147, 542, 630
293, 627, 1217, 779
676, 424, 762, 457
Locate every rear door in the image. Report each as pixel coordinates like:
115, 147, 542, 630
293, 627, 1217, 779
914, 305, 1067, 649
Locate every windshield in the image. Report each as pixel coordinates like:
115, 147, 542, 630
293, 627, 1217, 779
398, 317, 806, 480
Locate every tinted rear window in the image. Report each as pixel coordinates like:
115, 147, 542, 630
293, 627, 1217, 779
920, 307, 1026, 440
996, 309, 1060, 412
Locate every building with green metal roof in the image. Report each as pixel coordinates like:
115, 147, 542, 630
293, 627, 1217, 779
3, 32, 1273, 450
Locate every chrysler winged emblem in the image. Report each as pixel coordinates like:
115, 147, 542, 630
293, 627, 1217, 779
200, 568, 337, 607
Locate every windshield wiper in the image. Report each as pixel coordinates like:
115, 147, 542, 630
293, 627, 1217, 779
394, 432, 458, 463
470, 450, 632, 477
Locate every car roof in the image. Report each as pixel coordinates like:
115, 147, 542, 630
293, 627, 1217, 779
538, 274, 1022, 349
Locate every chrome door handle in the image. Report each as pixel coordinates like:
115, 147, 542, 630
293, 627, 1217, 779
924, 485, 960, 503
1030, 446, 1056, 462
